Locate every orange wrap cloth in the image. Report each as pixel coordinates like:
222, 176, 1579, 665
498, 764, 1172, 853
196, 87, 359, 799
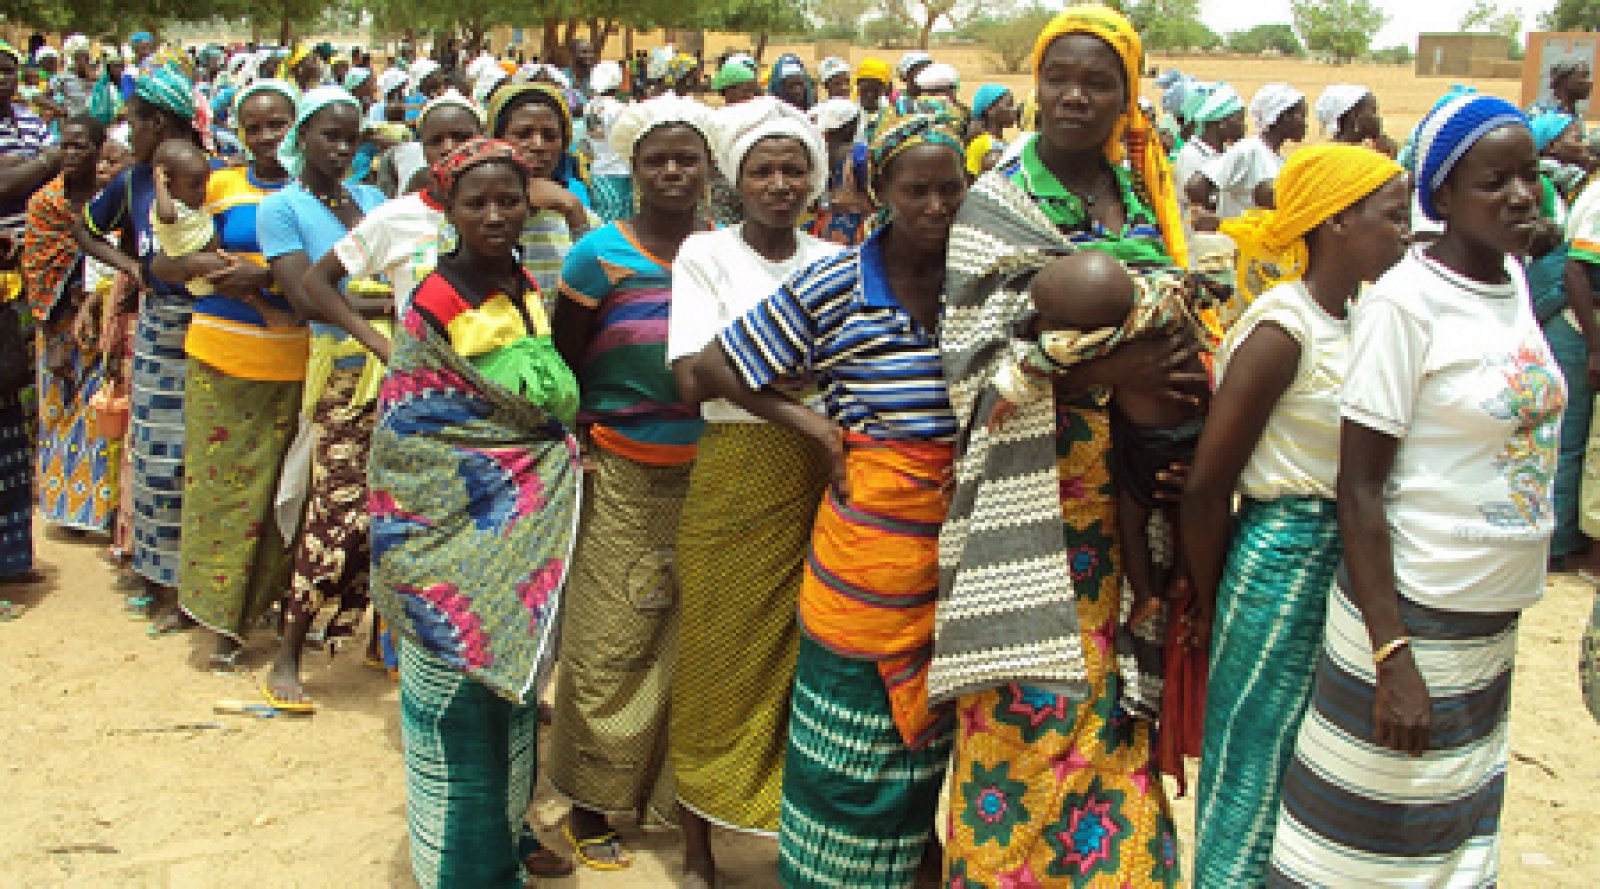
798, 432, 952, 749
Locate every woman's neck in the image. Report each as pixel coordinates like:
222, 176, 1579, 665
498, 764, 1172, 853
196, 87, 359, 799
1036, 141, 1108, 192
300, 165, 341, 196
252, 159, 288, 184
1427, 234, 1509, 285
880, 223, 945, 328
634, 202, 699, 243
740, 219, 798, 263
1262, 129, 1288, 154
1301, 254, 1359, 319
450, 243, 519, 285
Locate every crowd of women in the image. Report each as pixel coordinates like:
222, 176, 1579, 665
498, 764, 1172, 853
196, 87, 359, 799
0, 6, 1584, 888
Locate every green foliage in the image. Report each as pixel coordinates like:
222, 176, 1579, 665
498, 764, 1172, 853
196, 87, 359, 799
969, 5, 1056, 73
814, 0, 873, 42
862, 15, 915, 48
1540, 0, 1600, 31
1367, 44, 1413, 65
1225, 23, 1304, 56
1118, 0, 1221, 50
1291, 0, 1387, 63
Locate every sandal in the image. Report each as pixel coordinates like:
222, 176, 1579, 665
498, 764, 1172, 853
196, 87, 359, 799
563, 823, 631, 871
123, 594, 154, 616
258, 680, 317, 714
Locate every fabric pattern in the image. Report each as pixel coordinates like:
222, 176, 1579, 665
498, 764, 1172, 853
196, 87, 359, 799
547, 446, 688, 816
128, 294, 193, 587
778, 637, 951, 888
289, 367, 375, 619
21, 176, 76, 321
1194, 496, 1338, 886
176, 360, 299, 640
670, 422, 829, 834
1269, 583, 1519, 886
35, 322, 115, 531
0, 388, 33, 576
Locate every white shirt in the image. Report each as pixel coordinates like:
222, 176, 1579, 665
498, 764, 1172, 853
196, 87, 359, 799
1342, 248, 1566, 612
666, 226, 841, 423
1173, 138, 1216, 215
331, 192, 444, 317
1216, 280, 1347, 500
1202, 135, 1282, 220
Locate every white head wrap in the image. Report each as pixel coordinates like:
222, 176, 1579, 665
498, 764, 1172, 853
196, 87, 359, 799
408, 58, 441, 94
377, 67, 408, 98
106, 122, 131, 152
1250, 82, 1304, 132
897, 51, 932, 79
915, 62, 959, 92
715, 96, 828, 204
63, 35, 90, 57
465, 52, 497, 82
34, 46, 58, 62
609, 94, 713, 164
1192, 84, 1243, 124
1315, 83, 1370, 134
807, 98, 861, 133
590, 61, 624, 95
472, 69, 507, 105
417, 88, 486, 130
818, 57, 851, 83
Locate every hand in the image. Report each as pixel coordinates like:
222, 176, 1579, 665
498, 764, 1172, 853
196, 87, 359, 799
39, 145, 63, 172
1179, 593, 1212, 651
1087, 333, 1208, 408
202, 252, 273, 298
152, 164, 168, 192
526, 178, 582, 219
1373, 649, 1431, 755
803, 413, 848, 502
986, 398, 1019, 433
1152, 460, 1189, 504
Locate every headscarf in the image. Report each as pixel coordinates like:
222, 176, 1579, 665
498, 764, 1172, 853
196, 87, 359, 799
343, 67, 372, 92
135, 66, 197, 120
1160, 75, 1195, 118
1220, 145, 1403, 300
856, 57, 891, 85
430, 136, 533, 199
407, 58, 440, 94
472, 69, 507, 105
228, 78, 297, 160
1030, 4, 1188, 266
487, 82, 571, 149
590, 61, 623, 95
971, 85, 1010, 122
1250, 82, 1304, 132
1530, 110, 1578, 153
417, 88, 486, 131
279, 85, 359, 178
897, 51, 932, 80
129, 32, 153, 48
915, 63, 959, 93
376, 67, 407, 98
866, 110, 963, 205
1192, 84, 1242, 125
1179, 81, 1215, 122
609, 93, 713, 165
768, 54, 810, 100
1315, 83, 1369, 134
808, 97, 860, 133
711, 57, 757, 92
106, 121, 131, 152
714, 95, 828, 204
285, 44, 311, 74
34, 46, 57, 63
1413, 93, 1529, 222
62, 34, 90, 58
1552, 58, 1589, 83
647, 46, 673, 82
1399, 84, 1477, 173
818, 57, 850, 83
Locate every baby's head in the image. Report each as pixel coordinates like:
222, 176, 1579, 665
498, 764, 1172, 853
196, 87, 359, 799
1030, 249, 1136, 331
152, 140, 211, 209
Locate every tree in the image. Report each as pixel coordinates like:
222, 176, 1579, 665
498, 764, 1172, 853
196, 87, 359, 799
1368, 44, 1413, 65
815, 0, 874, 41
969, 5, 1058, 73
1116, 0, 1220, 50
1226, 23, 1304, 56
1540, 0, 1600, 31
876, 0, 1005, 50
1291, 0, 1387, 63
862, 15, 915, 48
1460, 0, 1523, 50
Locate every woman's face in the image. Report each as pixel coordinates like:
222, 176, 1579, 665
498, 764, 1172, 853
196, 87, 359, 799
128, 103, 165, 165
779, 75, 807, 107
824, 73, 850, 100
419, 106, 484, 167
448, 162, 529, 257
1335, 174, 1411, 283
857, 78, 886, 110
58, 123, 99, 180
987, 93, 1018, 131
1343, 93, 1382, 142
1434, 126, 1540, 257
632, 124, 708, 214
1218, 109, 1247, 144
1035, 34, 1126, 155
878, 143, 966, 254
1559, 63, 1594, 104
722, 80, 759, 105
302, 102, 361, 180
0, 55, 17, 107
238, 92, 295, 171
1270, 99, 1309, 143
738, 136, 810, 229
1549, 120, 1589, 168
500, 101, 565, 180
97, 140, 130, 189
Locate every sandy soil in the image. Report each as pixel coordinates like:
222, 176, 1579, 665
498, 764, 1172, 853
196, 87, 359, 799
0, 522, 1596, 887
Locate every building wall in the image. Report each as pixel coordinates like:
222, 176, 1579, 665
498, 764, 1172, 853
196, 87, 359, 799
1524, 32, 1600, 117
1417, 33, 1511, 78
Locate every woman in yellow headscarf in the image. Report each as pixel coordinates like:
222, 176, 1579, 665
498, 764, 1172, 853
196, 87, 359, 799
939, 6, 1197, 884
1181, 144, 1408, 885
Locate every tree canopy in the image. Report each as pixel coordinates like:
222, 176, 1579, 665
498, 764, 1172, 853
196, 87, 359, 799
1541, 0, 1600, 32
1291, 0, 1387, 64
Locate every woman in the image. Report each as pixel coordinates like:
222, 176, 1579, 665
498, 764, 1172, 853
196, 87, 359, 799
1190, 82, 1307, 219
664, 96, 840, 886
23, 115, 112, 535
1270, 95, 1564, 886
768, 54, 812, 112
1315, 83, 1383, 147
369, 137, 581, 889
256, 86, 386, 709
1179, 145, 1409, 884
151, 79, 304, 665
1531, 110, 1590, 214
1174, 83, 1243, 222
807, 98, 872, 247
75, 68, 209, 615
939, 7, 1199, 884
964, 84, 1016, 178
689, 110, 967, 888
547, 94, 713, 870
583, 61, 631, 223
1535, 58, 1592, 117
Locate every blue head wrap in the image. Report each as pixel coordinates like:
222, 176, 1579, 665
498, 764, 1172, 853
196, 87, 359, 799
280, 85, 359, 178
1413, 94, 1529, 222
130, 32, 154, 47
134, 66, 196, 119
1400, 85, 1478, 173
971, 84, 1011, 120
1530, 110, 1578, 152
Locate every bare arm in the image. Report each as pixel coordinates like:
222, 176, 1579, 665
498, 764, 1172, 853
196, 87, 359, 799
70, 216, 142, 287
0, 146, 60, 203
551, 294, 598, 374
269, 252, 317, 321
300, 250, 392, 364
1185, 170, 1217, 212
1565, 258, 1600, 388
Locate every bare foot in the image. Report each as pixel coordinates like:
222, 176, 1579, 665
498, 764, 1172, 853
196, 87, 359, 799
263, 650, 312, 708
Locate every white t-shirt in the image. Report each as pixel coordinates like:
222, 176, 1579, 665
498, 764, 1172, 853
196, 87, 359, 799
666, 226, 841, 423
331, 192, 444, 317
1173, 138, 1216, 215
1342, 248, 1566, 612
1202, 135, 1282, 220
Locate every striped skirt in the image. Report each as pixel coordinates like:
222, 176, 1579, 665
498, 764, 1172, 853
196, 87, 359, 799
129, 296, 192, 587
400, 638, 539, 889
778, 636, 951, 888
1195, 496, 1339, 885
1268, 581, 1520, 886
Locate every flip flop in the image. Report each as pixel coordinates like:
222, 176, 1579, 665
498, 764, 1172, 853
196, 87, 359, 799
563, 824, 631, 871
258, 681, 317, 715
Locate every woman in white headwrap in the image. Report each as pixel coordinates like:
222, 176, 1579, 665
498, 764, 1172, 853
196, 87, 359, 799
818, 56, 852, 100
1189, 81, 1306, 219
808, 97, 873, 245
1175, 82, 1246, 222
665, 94, 842, 886
583, 60, 631, 222
1315, 82, 1386, 149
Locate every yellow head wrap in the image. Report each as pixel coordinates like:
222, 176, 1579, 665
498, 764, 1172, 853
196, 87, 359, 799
286, 44, 311, 71
1220, 144, 1403, 300
1031, 5, 1188, 267
856, 57, 891, 84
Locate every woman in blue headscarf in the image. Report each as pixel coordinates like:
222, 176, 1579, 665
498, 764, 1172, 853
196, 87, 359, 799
767, 53, 813, 111
963, 84, 1015, 177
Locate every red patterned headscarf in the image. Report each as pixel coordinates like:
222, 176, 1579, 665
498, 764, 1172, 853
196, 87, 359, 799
428, 136, 533, 200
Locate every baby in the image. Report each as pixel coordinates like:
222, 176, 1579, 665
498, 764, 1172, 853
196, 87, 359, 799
991, 250, 1208, 632
150, 140, 218, 295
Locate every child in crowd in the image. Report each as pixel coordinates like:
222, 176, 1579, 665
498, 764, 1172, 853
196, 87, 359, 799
149, 139, 217, 295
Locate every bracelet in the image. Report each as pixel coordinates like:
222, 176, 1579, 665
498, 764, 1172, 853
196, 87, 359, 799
1373, 636, 1411, 666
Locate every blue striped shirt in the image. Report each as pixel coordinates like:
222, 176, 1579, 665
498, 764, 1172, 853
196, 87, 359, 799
717, 227, 957, 442
0, 104, 51, 236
